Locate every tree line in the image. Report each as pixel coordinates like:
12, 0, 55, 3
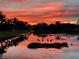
0, 11, 79, 34
0, 11, 31, 31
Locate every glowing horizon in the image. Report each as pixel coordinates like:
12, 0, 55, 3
0, 0, 79, 25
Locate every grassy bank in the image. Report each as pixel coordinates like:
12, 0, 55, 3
0, 30, 30, 40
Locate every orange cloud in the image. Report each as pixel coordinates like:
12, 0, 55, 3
4, 3, 79, 25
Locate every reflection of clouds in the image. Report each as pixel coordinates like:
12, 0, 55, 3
3, 40, 79, 59
2, 34, 79, 59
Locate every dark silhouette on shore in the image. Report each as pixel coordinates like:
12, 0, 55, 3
32, 21, 79, 35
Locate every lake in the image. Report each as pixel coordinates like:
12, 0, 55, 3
0, 33, 79, 59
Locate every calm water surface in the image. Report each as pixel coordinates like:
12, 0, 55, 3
0, 34, 79, 59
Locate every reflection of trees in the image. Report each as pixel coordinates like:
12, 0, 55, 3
0, 35, 27, 54
28, 42, 68, 49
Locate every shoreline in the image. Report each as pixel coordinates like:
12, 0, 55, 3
0, 30, 29, 40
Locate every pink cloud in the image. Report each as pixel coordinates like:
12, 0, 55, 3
64, 11, 79, 14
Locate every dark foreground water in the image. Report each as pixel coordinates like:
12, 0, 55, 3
0, 33, 79, 59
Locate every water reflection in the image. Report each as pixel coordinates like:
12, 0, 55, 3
0, 35, 27, 54
0, 33, 79, 59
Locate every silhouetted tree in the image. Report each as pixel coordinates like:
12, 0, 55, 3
0, 11, 6, 24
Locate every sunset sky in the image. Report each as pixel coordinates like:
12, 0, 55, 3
0, 0, 79, 25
